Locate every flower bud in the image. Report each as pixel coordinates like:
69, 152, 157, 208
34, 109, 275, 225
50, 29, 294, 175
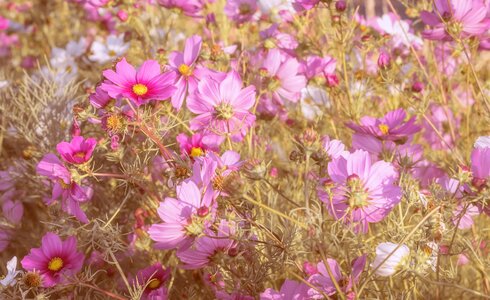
117, 10, 128, 22
377, 51, 391, 69
411, 81, 424, 93
335, 1, 346, 12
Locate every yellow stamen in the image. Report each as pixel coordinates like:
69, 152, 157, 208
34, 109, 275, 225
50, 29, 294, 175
147, 278, 161, 289
190, 147, 204, 158
74, 152, 86, 159
132, 83, 148, 96
379, 124, 389, 135
178, 64, 193, 77
48, 257, 64, 272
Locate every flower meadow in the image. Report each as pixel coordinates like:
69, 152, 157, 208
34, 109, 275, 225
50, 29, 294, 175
1, 0, 490, 299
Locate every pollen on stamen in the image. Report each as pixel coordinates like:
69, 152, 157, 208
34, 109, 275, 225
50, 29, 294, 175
132, 83, 148, 96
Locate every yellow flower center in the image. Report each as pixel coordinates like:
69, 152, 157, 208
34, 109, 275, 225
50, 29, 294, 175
215, 103, 234, 120
147, 278, 161, 290
190, 147, 204, 158
178, 64, 193, 77
74, 152, 86, 159
106, 114, 124, 132
132, 83, 148, 96
378, 124, 389, 135
108, 50, 117, 57
48, 257, 64, 272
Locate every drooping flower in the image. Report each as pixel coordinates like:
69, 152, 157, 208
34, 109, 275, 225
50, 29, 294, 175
56, 136, 97, 165
36, 154, 93, 223
187, 71, 256, 142
320, 150, 402, 233
130, 263, 171, 299
89, 34, 130, 64
21, 232, 84, 287
0, 256, 21, 287
346, 108, 421, 143
148, 180, 215, 251
177, 220, 237, 269
371, 242, 410, 276
420, 0, 490, 41
176, 132, 221, 159
101, 58, 176, 106
260, 279, 310, 300
224, 0, 258, 24
260, 49, 306, 104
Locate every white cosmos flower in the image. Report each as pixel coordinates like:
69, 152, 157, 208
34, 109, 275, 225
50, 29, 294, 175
372, 242, 410, 276
475, 136, 490, 149
0, 256, 21, 287
300, 85, 330, 121
89, 34, 130, 64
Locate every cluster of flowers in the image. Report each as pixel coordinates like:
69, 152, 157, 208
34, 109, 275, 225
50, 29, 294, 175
1, 0, 490, 299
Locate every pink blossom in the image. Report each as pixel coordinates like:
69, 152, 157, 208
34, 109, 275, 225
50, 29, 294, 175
422, 104, 460, 150
260, 49, 306, 104
36, 154, 93, 223
21, 232, 84, 287
148, 180, 215, 250
157, 0, 206, 18
260, 279, 309, 299
101, 58, 176, 106
420, 0, 490, 41
187, 71, 256, 142
320, 150, 402, 233
260, 24, 298, 51
130, 263, 171, 299
224, 0, 258, 24
292, 0, 319, 12
301, 55, 336, 80
56, 136, 97, 165
176, 132, 222, 159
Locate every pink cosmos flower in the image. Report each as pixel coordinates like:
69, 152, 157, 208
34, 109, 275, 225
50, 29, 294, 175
301, 55, 337, 80
422, 104, 460, 150
36, 154, 93, 223
177, 220, 237, 269
130, 263, 171, 299
187, 71, 256, 142
224, 0, 258, 24
0, 16, 9, 31
101, 58, 176, 107
89, 86, 113, 109
320, 150, 402, 233
176, 132, 221, 159
260, 49, 307, 104
307, 256, 366, 299
168, 35, 203, 110
148, 180, 215, 251
420, 0, 490, 41
471, 146, 490, 215
56, 136, 97, 165
346, 108, 421, 143
292, 0, 319, 11
260, 24, 298, 51
21, 232, 84, 287
260, 279, 309, 300
157, 0, 206, 18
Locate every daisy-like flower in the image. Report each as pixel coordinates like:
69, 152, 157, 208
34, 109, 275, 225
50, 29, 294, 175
21, 232, 84, 287
176, 220, 237, 269
260, 279, 309, 300
0, 256, 21, 287
36, 154, 93, 223
130, 263, 171, 299
168, 35, 203, 110
420, 0, 490, 41
89, 34, 130, 64
187, 70, 256, 142
101, 58, 176, 106
56, 136, 97, 165
176, 132, 221, 159
260, 49, 306, 104
346, 108, 421, 143
299, 85, 330, 121
148, 180, 215, 251
371, 242, 410, 276
224, 0, 258, 24
320, 150, 402, 233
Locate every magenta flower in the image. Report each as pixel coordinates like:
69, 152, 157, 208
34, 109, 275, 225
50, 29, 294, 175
21, 232, 84, 287
101, 58, 176, 106
301, 55, 336, 80
157, 0, 206, 18
176, 220, 237, 269
292, 0, 320, 12
420, 0, 490, 41
187, 71, 256, 142
224, 0, 258, 24
36, 154, 93, 223
56, 136, 97, 165
260, 279, 309, 300
320, 150, 402, 233
176, 132, 221, 159
89, 86, 112, 109
307, 256, 366, 299
346, 108, 421, 143
130, 263, 171, 299
168, 35, 203, 110
260, 49, 306, 104
148, 180, 215, 251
